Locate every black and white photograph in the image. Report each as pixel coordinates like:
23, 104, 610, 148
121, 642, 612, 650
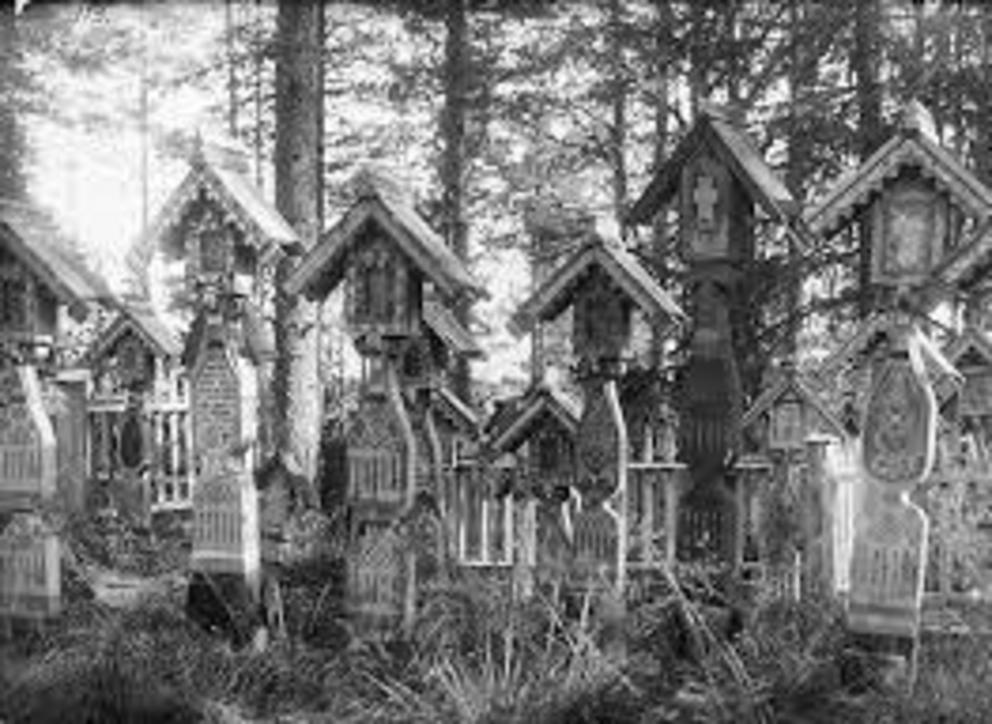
1, 1, 991, 721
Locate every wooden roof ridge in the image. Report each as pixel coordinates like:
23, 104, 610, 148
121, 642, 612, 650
740, 365, 846, 440
628, 103, 799, 226
936, 216, 992, 288
424, 298, 483, 359
285, 165, 484, 303
945, 325, 992, 367
816, 312, 962, 389
433, 384, 481, 434
126, 142, 300, 281
485, 382, 581, 455
510, 237, 685, 337
814, 311, 899, 381
805, 103, 992, 239
0, 198, 113, 320
85, 296, 183, 363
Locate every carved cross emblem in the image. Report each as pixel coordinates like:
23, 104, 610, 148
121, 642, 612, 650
693, 174, 719, 230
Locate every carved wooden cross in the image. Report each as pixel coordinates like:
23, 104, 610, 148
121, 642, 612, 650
693, 174, 719, 230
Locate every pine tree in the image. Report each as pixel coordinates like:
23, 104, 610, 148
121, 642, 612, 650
273, 0, 324, 486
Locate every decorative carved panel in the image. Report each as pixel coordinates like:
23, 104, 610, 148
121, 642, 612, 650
575, 382, 622, 503
0, 366, 56, 507
680, 153, 732, 261
191, 467, 260, 580
871, 177, 947, 287
862, 350, 936, 488
0, 513, 61, 619
573, 266, 630, 365
350, 521, 403, 623
347, 234, 420, 341
848, 498, 928, 638
572, 505, 620, 581
769, 400, 805, 451
192, 341, 242, 476
347, 396, 407, 507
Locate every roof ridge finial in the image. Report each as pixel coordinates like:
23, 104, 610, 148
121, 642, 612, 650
191, 130, 205, 163
698, 99, 745, 128
900, 99, 938, 142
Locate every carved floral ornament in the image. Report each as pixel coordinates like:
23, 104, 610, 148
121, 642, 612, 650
861, 325, 938, 490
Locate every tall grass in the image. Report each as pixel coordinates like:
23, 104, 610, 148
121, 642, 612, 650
4, 563, 992, 722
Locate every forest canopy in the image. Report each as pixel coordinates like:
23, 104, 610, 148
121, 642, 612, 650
2, 0, 988, 393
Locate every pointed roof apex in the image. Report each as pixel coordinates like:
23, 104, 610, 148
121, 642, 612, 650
899, 99, 937, 142
698, 101, 745, 128
190, 130, 253, 176
628, 99, 799, 225
352, 164, 417, 208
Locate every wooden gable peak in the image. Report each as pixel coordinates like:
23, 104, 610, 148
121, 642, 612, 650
628, 101, 799, 226
285, 165, 484, 303
126, 133, 299, 282
806, 100, 992, 239
511, 237, 685, 336
741, 363, 846, 440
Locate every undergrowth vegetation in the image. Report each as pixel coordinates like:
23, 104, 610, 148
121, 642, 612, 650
2, 565, 992, 723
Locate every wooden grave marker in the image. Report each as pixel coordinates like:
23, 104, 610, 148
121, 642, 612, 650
0, 366, 57, 510
0, 512, 61, 622
847, 325, 938, 686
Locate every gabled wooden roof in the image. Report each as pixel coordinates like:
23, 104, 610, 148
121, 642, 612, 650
126, 139, 300, 280
85, 297, 182, 363
628, 104, 800, 226
486, 383, 580, 455
432, 384, 481, 436
510, 238, 685, 335
936, 218, 992, 289
945, 325, 992, 369
424, 299, 483, 358
805, 101, 992, 239
284, 167, 484, 303
815, 312, 962, 391
0, 198, 112, 320
740, 366, 846, 440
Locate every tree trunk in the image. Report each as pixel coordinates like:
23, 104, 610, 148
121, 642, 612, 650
608, 0, 628, 237
440, 0, 472, 401
649, 0, 671, 368
978, 8, 992, 185
273, 0, 324, 485
688, 2, 707, 115
0, 8, 28, 202
784, 0, 808, 357
852, 0, 882, 318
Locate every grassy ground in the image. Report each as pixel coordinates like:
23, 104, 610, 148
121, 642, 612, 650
2, 508, 990, 723
4, 571, 992, 724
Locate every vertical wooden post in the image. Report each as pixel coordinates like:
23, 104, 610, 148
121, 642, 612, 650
804, 434, 836, 598
664, 464, 681, 567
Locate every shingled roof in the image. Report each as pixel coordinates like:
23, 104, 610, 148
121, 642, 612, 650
0, 198, 112, 320
85, 296, 182, 364
424, 299, 483, 359
815, 312, 962, 399
945, 325, 992, 369
740, 366, 847, 440
935, 218, 992, 289
126, 137, 300, 281
284, 166, 484, 303
628, 104, 800, 226
510, 237, 685, 336
806, 101, 992, 239
485, 383, 581, 456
